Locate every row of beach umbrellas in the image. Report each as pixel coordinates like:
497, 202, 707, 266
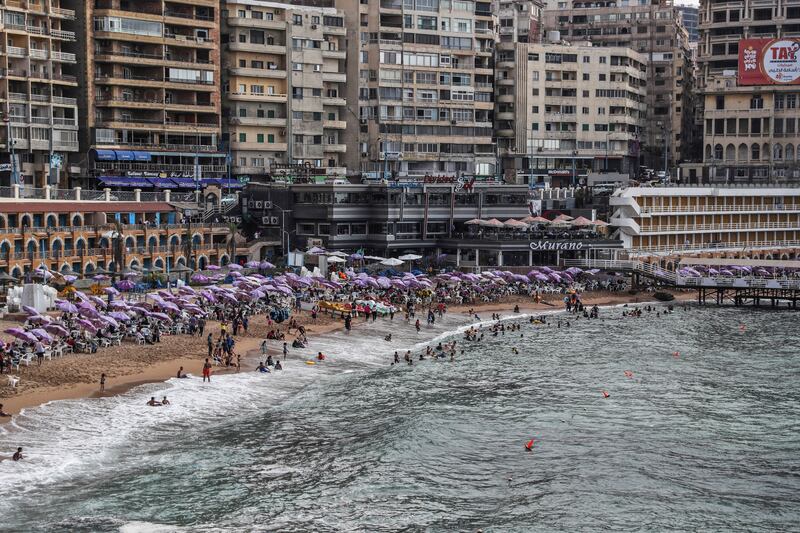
465, 215, 608, 228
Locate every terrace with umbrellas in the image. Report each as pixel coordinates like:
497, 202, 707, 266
460, 214, 610, 241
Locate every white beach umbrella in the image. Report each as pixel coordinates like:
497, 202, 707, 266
381, 258, 404, 266
398, 254, 422, 261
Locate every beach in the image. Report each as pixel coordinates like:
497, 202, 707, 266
0, 289, 690, 420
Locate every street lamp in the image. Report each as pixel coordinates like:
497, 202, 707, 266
271, 203, 292, 257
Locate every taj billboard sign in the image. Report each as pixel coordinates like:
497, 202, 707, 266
739, 38, 800, 85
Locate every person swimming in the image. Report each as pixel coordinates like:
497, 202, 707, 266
257, 362, 270, 373
274, 360, 282, 370
161, 396, 170, 405
12, 447, 23, 461
146, 397, 162, 406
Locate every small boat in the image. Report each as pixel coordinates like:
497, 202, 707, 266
654, 291, 675, 302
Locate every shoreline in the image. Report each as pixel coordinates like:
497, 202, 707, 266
0, 290, 693, 422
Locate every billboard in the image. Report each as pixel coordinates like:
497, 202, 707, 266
739, 38, 800, 85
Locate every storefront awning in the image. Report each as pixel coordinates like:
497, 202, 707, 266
98, 176, 154, 188
133, 151, 152, 161
148, 178, 179, 188
92, 149, 116, 161
114, 150, 135, 161
170, 177, 199, 188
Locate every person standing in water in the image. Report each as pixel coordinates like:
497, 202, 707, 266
99, 373, 106, 392
202, 358, 212, 382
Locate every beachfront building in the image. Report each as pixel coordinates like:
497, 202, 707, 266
244, 181, 622, 268
221, 0, 348, 181
340, 0, 498, 179
697, 0, 800, 183
495, 41, 647, 186
542, 0, 695, 170
0, 0, 80, 188
75, 0, 226, 187
609, 184, 800, 263
0, 185, 262, 277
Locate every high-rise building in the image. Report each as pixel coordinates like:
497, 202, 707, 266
697, 0, 800, 183
677, 5, 698, 43
542, 0, 694, 171
222, 0, 348, 180
497, 0, 544, 44
496, 42, 647, 185
1, 0, 80, 188
76, 0, 225, 185
341, 0, 497, 179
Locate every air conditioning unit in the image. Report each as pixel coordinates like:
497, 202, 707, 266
261, 216, 270, 224
308, 238, 323, 247
270, 216, 279, 225
264, 201, 272, 209
255, 200, 263, 208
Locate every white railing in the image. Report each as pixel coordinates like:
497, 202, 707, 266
640, 221, 800, 234
52, 96, 77, 105
563, 258, 677, 284
7, 46, 26, 57
641, 204, 800, 214
630, 240, 800, 255
51, 51, 77, 62
29, 49, 47, 59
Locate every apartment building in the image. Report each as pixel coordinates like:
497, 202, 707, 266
75, 0, 225, 185
496, 42, 647, 185
609, 185, 800, 261
677, 5, 698, 43
341, 0, 497, 179
542, 0, 694, 170
0, 0, 80, 188
497, 0, 544, 44
222, 0, 347, 180
698, 0, 800, 183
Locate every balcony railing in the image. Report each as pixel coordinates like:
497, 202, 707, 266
51, 29, 76, 40
52, 96, 77, 105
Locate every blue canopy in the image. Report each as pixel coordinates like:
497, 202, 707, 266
114, 151, 135, 161
133, 151, 151, 161
98, 176, 154, 188
92, 149, 116, 161
148, 178, 178, 188
170, 177, 198, 188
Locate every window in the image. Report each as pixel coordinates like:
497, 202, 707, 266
716, 95, 725, 110
268, 134, 275, 143
599, 56, 607, 64
582, 73, 589, 81
599, 74, 606, 81
311, 16, 320, 24
582, 56, 590, 63
238, 133, 246, 142
257, 133, 264, 143
532, 105, 539, 113
293, 14, 302, 25
775, 94, 784, 110
750, 95, 763, 109
292, 62, 302, 71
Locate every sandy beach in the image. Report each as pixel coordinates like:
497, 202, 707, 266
0, 289, 692, 420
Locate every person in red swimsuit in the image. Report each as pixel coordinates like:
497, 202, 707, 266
202, 358, 212, 382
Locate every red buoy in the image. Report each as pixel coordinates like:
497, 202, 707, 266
525, 439, 534, 451
624, 370, 633, 378
602, 390, 610, 398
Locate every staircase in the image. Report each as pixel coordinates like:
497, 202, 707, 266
563, 259, 677, 285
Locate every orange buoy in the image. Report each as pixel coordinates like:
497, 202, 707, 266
525, 439, 534, 451
602, 390, 610, 398
624, 370, 633, 378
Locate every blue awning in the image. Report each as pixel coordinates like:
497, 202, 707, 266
98, 176, 154, 188
148, 178, 178, 188
98, 176, 132, 187
114, 150, 135, 161
200, 178, 222, 186
219, 179, 244, 189
92, 149, 117, 161
133, 151, 151, 162
170, 177, 198, 188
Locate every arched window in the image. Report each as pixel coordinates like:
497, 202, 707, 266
752, 144, 760, 160
714, 144, 723, 160
786, 144, 795, 161
774, 144, 783, 160
738, 143, 748, 161
705, 144, 712, 160
725, 144, 735, 161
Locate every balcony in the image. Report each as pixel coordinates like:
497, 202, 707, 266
322, 49, 346, 59
231, 141, 287, 151
228, 66, 287, 79
164, 120, 219, 131
163, 33, 214, 48
51, 29, 76, 41
29, 48, 47, 59
496, 94, 514, 103
50, 6, 76, 19
227, 91, 287, 103
322, 72, 346, 83
8, 92, 28, 102
7, 46, 26, 57
496, 111, 515, 120
52, 96, 77, 106
324, 143, 346, 153
227, 42, 286, 55
323, 119, 347, 129
230, 116, 286, 127
226, 16, 284, 30
322, 95, 346, 106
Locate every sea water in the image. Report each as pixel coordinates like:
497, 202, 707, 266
1, 305, 799, 532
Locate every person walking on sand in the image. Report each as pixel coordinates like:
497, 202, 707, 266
34, 340, 45, 366
207, 333, 213, 358
202, 358, 212, 382
283, 342, 288, 360
99, 373, 106, 392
